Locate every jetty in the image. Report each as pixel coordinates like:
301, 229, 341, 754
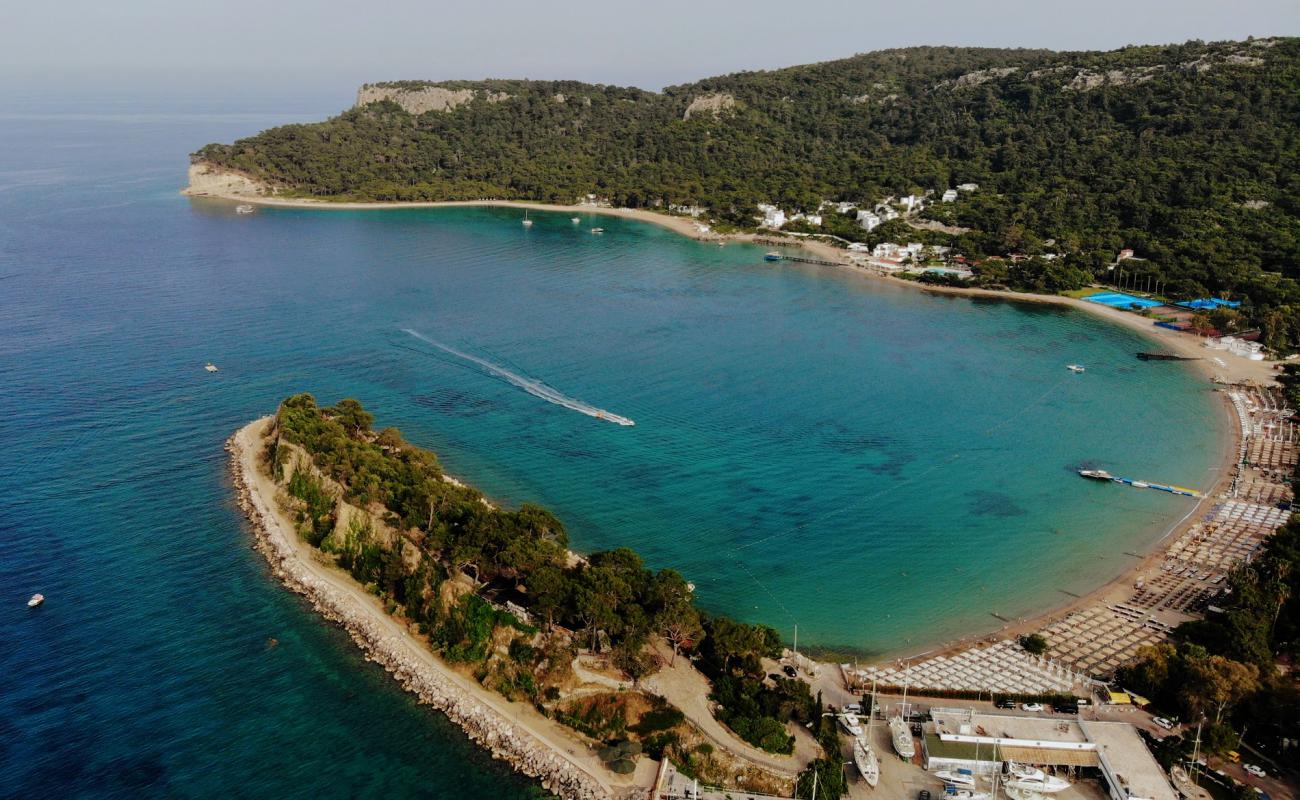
1078, 469, 1201, 497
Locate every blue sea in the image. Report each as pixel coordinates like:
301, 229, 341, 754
0, 93, 1226, 797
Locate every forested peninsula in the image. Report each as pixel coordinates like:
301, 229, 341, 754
245, 394, 852, 797
192, 38, 1300, 348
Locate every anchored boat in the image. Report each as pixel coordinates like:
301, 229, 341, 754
1078, 469, 1114, 481
764, 251, 783, 262
28, 593, 44, 608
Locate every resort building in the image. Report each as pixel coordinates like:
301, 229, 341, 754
923, 708, 1177, 800
958, 182, 980, 192
856, 210, 882, 231
942, 189, 959, 202
757, 203, 786, 229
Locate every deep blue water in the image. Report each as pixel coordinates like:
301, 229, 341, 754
0, 97, 1225, 797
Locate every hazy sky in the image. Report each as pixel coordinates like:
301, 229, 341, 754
5, 0, 1297, 97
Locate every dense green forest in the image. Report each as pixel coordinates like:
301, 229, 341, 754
270, 394, 818, 764
195, 38, 1300, 346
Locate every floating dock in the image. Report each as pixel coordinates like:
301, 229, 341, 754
1078, 469, 1200, 498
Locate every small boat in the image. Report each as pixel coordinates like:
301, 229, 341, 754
889, 715, 914, 760
522, 211, 533, 227
571, 217, 581, 224
1078, 469, 1114, 481
853, 736, 880, 787
1066, 364, 1085, 373
764, 251, 783, 262
935, 770, 976, 789
1005, 763, 1070, 794
205, 363, 219, 373
837, 712, 864, 737
235, 204, 254, 214
942, 790, 990, 800
1131, 481, 1149, 489
28, 593, 44, 608
590, 227, 604, 234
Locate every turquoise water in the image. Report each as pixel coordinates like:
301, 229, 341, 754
0, 98, 1225, 797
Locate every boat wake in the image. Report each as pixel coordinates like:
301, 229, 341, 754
401, 329, 634, 427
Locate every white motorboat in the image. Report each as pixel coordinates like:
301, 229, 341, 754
837, 712, 863, 737
235, 204, 255, 214
889, 715, 914, 759
943, 791, 991, 800
853, 736, 880, 787
1005, 763, 1070, 794
570, 217, 581, 224
205, 363, 219, 373
1067, 364, 1085, 373
590, 227, 604, 234
28, 593, 44, 608
935, 769, 976, 789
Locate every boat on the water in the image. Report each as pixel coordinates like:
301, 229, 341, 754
1004, 763, 1070, 794
837, 712, 863, 737
935, 769, 976, 789
522, 211, 533, 227
1067, 364, 1085, 373
570, 217, 581, 224
853, 736, 880, 787
235, 204, 254, 214
590, 227, 604, 234
889, 715, 914, 759
764, 251, 783, 262
1078, 469, 1113, 481
205, 363, 219, 373
28, 593, 44, 608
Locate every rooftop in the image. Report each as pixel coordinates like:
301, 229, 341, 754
1081, 721, 1178, 800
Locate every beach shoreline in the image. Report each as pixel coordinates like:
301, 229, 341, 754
198, 174, 1276, 671
227, 418, 632, 800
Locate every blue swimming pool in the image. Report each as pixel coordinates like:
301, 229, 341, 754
1083, 292, 1164, 309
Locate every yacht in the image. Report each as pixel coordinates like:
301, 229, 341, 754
28, 593, 44, 608
935, 770, 976, 789
590, 227, 604, 234
837, 712, 863, 737
889, 715, 914, 759
235, 204, 255, 214
205, 363, 219, 373
1067, 364, 1085, 373
853, 736, 880, 788
1078, 469, 1113, 481
522, 211, 533, 227
571, 217, 581, 224
1004, 763, 1070, 794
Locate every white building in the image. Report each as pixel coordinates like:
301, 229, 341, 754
880, 207, 899, 221
957, 183, 979, 192
856, 210, 882, 231
942, 189, 959, 203
757, 203, 786, 229
901, 194, 924, 212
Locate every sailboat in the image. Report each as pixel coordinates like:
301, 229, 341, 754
854, 736, 880, 788
522, 210, 533, 227
889, 715, 914, 760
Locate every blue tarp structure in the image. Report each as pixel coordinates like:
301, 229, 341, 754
1083, 292, 1164, 310
1178, 298, 1241, 310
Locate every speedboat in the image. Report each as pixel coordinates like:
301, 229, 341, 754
571, 217, 581, 224
28, 593, 44, 608
1078, 469, 1113, 481
889, 716, 914, 759
590, 227, 604, 234
837, 712, 863, 737
935, 769, 976, 789
853, 736, 880, 787
1067, 364, 1085, 373
205, 363, 219, 373
764, 251, 783, 262
235, 204, 254, 214
1005, 763, 1070, 794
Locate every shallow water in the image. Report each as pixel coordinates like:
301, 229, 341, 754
0, 96, 1224, 796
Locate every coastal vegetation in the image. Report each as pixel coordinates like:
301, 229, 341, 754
193, 38, 1300, 348
269, 393, 815, 779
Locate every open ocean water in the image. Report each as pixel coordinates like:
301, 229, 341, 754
0, 95, 1226, 797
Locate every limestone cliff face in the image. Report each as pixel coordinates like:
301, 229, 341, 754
183, 163, 271, 197
682, 92, 735, 120
355, 84, 512, 114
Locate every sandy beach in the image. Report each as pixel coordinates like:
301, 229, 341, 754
198, 168, 1279, 673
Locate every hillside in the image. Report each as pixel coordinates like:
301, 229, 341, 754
192, 39, 1300, 346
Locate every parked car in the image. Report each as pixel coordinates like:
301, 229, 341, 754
1022, 703, 1045, 712
1053, 701, 1078, 714
918, 791, 932, 800
844, 703, 862, 714
1243, 764, 1267, 778
995, 699, 1018, 709
1152, 717, 1175, 730
782, 664, 798, 678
